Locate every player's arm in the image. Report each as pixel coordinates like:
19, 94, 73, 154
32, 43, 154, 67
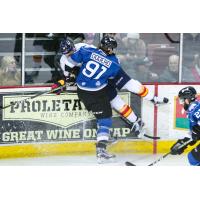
62, 60, 80, 86
190, 110, 200, 141
59, 55, 81, 86
51, 55, 79, 94
170, 124, 200, 155
191, 124, 200, 141
65, 65, 80, 77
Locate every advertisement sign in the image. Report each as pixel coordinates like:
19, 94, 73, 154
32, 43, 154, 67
174, 96, 189, 130
0, 90, 141, 145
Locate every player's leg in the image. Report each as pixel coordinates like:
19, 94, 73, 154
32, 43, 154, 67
121, 79, 168, 104
110, 94, 144, 136
187, 145, 200, 166
96, 117, 116, 163
106, 83, 144, 137
77, 87, 115, 163
114, 68, 168, 104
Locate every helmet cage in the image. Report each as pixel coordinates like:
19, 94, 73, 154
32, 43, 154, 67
60, 39, 75, 54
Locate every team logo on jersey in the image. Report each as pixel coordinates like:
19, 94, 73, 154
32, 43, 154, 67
96, 81, 101, 86
188, 102, 197, 112
90, 53, 111, 68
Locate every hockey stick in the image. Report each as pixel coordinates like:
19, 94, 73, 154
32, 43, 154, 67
0, 85, 65, 110
125, 138, 193, 166
125, 152, 170, 166
142, 133, 160, 140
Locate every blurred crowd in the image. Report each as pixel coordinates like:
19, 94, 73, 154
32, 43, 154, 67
0, 33, 200, 86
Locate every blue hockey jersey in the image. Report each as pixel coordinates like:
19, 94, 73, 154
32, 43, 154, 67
70, 46, 121, 91
187, 101, 200, 131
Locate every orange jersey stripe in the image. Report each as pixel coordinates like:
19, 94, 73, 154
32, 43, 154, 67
120, 105, 129, 115
139, 86, 149, 97
123, 108, 132, 117
120, 105, 133, 118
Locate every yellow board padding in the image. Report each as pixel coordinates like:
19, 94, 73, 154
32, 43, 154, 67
0, 140, 154, 159
0, 140, 198, 159
156, 140, 200, 154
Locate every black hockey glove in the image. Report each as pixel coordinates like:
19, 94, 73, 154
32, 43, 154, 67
170, 137, 193, 155
66, 75, 76, 86
65, 65, 80, 76
192, 125, 200, 141
71, 66, 80, 77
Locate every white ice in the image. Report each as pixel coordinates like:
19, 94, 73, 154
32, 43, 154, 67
0, 153, 190, 166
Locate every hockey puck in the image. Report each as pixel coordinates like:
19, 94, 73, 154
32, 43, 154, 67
163, 97, 169, 103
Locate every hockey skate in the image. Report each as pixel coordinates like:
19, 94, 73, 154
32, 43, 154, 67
151, 96, 169, 105
96, 147, 116, 164
131, 117, 145, 138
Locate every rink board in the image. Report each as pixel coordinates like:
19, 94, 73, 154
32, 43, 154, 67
0, 87, 142, 159
0, 140, 198, 159
0, 85, 200, 159
0, 140, 153, 159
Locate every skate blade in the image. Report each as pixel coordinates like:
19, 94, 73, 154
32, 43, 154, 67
97, 156, 116, 164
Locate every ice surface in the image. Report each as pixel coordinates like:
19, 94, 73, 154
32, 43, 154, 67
0, 153, 190, 166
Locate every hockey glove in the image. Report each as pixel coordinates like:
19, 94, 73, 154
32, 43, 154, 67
51, 80, 65, 95
66, 75, 76, 86
71, 66, 80, 77
65, 65, 80, 76
170, 137, 194, 155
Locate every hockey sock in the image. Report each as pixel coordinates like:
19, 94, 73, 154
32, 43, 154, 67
110, 95, 137, 123
119, 104, 137, 123
121, 79, 155, 101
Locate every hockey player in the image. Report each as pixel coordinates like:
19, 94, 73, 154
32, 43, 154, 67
56, 38, 168, 135
170, 86, 200, 165
54, 36, 121, 163
52, 36, 168, 163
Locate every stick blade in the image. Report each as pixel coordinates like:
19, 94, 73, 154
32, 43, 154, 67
125, 161, 136, 166
144, 134, 160, 140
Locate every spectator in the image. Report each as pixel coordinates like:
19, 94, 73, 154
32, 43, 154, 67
117, 33, 148, 78
159, 54, 194, 82
122, 33, 146, 60
84, 33, 100, 46
183, 33, 200, 67
0, 56, 21, 86
186, 53, 200, 82
130, 57, 158, 82
66, 33, 85, 44
30, 33, 86, 84
159, 54, 179, 82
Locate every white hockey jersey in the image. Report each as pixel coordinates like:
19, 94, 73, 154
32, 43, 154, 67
59, 43, 96, 79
